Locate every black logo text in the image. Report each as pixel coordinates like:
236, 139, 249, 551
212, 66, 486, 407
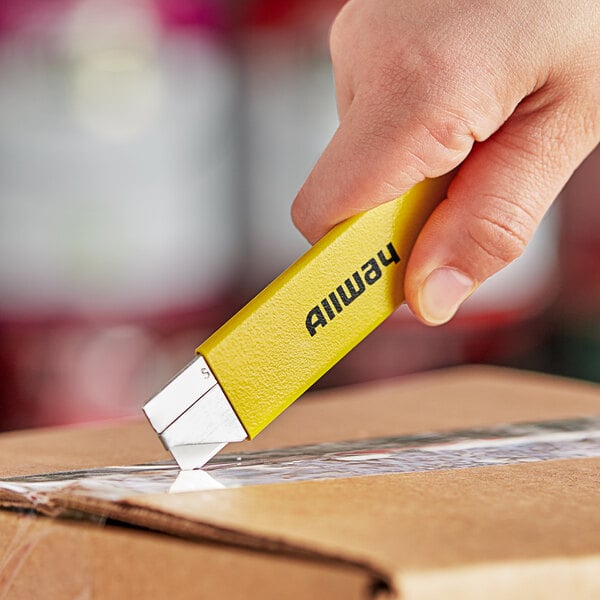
305, 242, 400, 337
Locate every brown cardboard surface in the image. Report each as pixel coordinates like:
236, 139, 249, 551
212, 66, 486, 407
0, 511, 372, 600
1, 365, 599, 599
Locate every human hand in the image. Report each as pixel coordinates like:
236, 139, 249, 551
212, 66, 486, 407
291, 0, 599, 325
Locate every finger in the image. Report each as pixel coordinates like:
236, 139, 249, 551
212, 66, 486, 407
292, 89, 478, 244
405, 91, 599, 325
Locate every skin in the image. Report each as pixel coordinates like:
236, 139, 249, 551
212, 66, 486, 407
291, 0, 600, 325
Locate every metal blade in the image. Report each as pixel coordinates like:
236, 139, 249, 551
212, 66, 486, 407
170, 442, 227, 470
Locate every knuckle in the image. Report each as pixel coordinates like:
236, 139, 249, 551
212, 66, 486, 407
417, 110, 475, 165
360, 72, 477, 175
403, 110, 475, 177
466, 197, 536, 265
356, 92, 475, 179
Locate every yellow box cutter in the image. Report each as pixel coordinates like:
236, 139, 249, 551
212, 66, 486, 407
143, 176, 450, 469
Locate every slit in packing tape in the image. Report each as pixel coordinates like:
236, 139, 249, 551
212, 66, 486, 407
2, 416, 600, 503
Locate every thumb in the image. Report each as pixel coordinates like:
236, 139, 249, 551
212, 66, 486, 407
405, 92, 599, 325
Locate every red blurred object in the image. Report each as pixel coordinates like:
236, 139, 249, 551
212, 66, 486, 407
242, 0, 344, 30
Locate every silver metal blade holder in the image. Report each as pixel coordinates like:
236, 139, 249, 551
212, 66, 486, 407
143, 356, 248, 470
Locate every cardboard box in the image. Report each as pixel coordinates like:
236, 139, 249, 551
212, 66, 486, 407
1, 366, 600, 599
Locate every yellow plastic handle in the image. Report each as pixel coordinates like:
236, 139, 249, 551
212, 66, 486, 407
198, 176, 450, 438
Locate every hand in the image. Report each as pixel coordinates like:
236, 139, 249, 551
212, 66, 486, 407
291, 0, 600, 325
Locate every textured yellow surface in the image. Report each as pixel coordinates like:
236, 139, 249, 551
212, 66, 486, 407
198, 177, 450, 437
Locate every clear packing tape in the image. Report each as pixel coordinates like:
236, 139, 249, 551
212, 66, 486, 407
2, 417, 600, 504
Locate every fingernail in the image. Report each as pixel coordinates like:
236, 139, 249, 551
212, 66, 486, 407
419, 267, 475, 325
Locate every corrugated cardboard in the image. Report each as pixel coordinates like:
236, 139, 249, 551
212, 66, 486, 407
0, 511, 371, 600
1, 365, 599, 599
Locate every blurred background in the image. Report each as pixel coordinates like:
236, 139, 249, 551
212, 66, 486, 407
0, 0, 598, 432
